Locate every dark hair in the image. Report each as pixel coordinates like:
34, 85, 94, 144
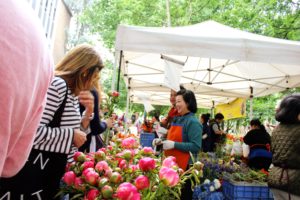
214, 113, 224, 120
176, 89, 197, 113
154, 114, 160, 122
250, 118, 266, 132
131, 114, 136, 123
276, 94, 300, 124
201, 113, 210, 123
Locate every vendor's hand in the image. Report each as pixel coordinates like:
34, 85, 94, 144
79, 91, 94, 115
162, 140, 175, 150
73, 129, 87, 147
152, 138, 162, 146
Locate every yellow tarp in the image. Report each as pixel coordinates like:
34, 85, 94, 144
215, 98, 246, 120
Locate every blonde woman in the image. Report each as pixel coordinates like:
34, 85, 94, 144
0, 44, 104, 199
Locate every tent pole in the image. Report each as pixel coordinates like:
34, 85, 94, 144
116, 50, 123, 92
124, 78, 131, 134
249, 87, 253, 119
211, 100, 215, 117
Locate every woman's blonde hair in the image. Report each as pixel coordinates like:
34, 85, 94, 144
55, 44, 104, 95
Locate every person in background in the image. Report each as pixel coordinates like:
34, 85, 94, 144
243, 119, 272, 171
152, 114, 161, 134
79, 89, 113, 153
0, 0, 53, 178
155, 88, 202, 200
268, 94, 300, 200
0, 44, 103, 199
160, 89, 180, 129
200, 113, 212, 152
210, 113, 226, 151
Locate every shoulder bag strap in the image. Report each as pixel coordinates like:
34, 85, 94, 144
48, 80, 68, 128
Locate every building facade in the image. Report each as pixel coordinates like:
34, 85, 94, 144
27, 0, 72, 64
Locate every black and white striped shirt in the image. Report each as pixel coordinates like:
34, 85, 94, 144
33, 77, 81, 161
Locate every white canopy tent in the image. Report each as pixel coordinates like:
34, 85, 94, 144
114, 20, 300, 109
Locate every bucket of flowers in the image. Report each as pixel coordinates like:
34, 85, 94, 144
59, 136, 203, 200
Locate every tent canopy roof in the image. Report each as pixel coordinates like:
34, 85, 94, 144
115, 20, 300, 108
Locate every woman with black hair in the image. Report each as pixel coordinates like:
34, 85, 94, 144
243, 119, 272, 170
268, 94, 300, 200
200, 113, 212, 152
155, 88, 202, 200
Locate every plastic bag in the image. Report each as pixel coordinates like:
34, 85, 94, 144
230, 140, 243, 156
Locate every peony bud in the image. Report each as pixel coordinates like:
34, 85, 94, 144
74, 152, 86, 162
74, 177, 85, 191
112, 91, 119, 97
62, 171, 76, 186
95, 161, 109, 173
94, 150, 106, 161
118, 159, 128, 169
193, 161, 204, 171
101, 185, 114, 199
138, 157, 156, 171
122, 149, 133, 161
134, 175, 150, 190
80, 161, 94, 171
82, 168, 99, 186
110, 172, 122, 184
98, 177, 109, 188
85, 189, 99, 200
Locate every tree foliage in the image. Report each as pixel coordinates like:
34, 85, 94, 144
69, 0, 300, 118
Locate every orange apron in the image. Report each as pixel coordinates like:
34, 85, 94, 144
164, 124, 190, 171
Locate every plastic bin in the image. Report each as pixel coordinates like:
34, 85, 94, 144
222, 180, 274, 200
140, 133, 155, 148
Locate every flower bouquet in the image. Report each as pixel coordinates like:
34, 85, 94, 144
104, 91, 119, 118
59, 136, 203, 200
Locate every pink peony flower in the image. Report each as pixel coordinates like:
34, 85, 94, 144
141, 147, 154, 155
134, 175, 150, 190
62, 171, 76, 186
159, 167, 180, 187
138, 157, 156, 171
116, 182, 140, 200
85, 189, 99, 200
121, 137, 137, 149
162, 156, 178, 169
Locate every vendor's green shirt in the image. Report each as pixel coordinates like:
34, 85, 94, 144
172, 113, 202, 164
